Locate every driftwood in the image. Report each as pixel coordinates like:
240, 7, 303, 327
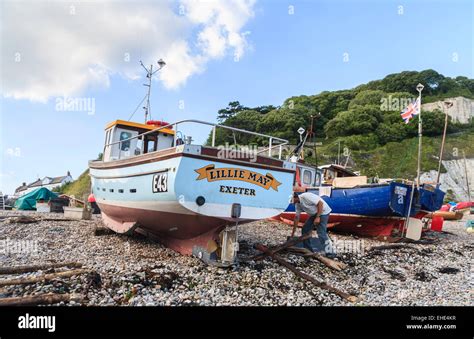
0, 269, 91, 286
397, 237, 439, 245
0, 293, 84, 306
430, 210, 464, 220
6, 216, 75, 224
41, 218, 76, 222
0, 262, 82, 275
368, 244, 417, 252
285, 247, 347, 271
255, 244, 357, 303
246, 233, 312, 262
8, 216, 37, 224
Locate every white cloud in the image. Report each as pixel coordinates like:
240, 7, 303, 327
1, 0, 256, 102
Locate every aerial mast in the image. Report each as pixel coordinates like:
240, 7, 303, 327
436, 101, 453, 185
140, 58, 166, 123
415, 83, 424, 188
309, 113, 320, 166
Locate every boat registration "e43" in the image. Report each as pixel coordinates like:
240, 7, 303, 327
153, 172, 168, 193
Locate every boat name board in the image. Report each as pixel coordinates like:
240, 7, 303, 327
195, 164, 281, 191
219, 185, 256, 196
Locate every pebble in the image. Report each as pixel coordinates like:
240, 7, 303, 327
0, 210, 472, 306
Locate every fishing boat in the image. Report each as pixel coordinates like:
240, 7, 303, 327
278, 163, 419, 238
89, 120, 295, 265
277, 160, 447, 238
89, 61, 295, 265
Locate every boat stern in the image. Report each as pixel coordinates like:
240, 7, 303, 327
174, 145, 296, 223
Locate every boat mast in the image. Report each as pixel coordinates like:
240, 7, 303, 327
463, 150, 471, 201
436, 101, 453, 185
337, 141, 341, 165
140, 59, 166, 123
415, 83, 424, 188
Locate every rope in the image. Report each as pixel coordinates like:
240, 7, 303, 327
127, 94, 148, 121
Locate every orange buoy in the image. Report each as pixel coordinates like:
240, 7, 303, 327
146, 120, 171, 128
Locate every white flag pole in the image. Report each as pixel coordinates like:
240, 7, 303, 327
416, 83, 424, 189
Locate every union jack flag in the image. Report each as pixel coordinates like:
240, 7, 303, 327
400, 97, 420, 124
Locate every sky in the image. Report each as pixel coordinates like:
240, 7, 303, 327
1, 0, 473, 195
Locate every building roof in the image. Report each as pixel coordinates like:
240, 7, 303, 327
15, 172, 72, 193
51, 175, 68, 184
15, 183, 28, 193
28, 179, 43, 187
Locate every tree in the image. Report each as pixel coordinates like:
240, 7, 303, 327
258, 107, 308, 143
376, 122, 408, 144
217, 101, 248, 122
349, 90, 385, 108
253, 105, 277, 114
212, 70, 472, 152
324, 106, 382, 138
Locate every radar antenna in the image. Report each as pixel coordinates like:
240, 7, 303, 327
139, 58, 166, 123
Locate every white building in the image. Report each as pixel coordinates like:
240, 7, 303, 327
14, 171, 73, 196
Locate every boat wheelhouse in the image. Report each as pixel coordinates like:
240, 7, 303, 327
102, 119, 176, 161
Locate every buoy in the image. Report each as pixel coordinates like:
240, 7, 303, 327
430, 215, 444, 232
146, 120, 171, 128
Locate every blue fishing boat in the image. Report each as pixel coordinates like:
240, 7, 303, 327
418, 183, 445, 212
278, 162, 445, 238
280, 182, 417, 238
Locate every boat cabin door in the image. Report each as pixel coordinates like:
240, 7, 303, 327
104, 126, 139, 161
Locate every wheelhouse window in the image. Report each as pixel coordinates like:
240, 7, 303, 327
103, 127, 139, 161
145, 134, 158, 153
302, 170, 312, 185
314, 171, 322, 187
119, 131, 132, 151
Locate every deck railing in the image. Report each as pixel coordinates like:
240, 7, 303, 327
103, 119, 289, 161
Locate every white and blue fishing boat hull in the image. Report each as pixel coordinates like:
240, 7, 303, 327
89, 144, 295, 256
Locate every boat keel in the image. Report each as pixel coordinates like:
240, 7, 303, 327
101, 212, 138, 235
